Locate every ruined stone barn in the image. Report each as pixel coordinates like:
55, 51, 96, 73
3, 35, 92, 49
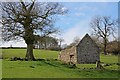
58, 33, 100, 64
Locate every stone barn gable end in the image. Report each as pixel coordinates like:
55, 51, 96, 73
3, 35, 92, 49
58, 33, 100, 64
76, 33, 100, 64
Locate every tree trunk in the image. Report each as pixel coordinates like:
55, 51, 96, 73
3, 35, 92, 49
25, 44, 35, 60
104, 24, 107, 55
59, 41, 62, 51
44, 38, 47, 50
104, 38, 107, 55
104, 43, 107, 55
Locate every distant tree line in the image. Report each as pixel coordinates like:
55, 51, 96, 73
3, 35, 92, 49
1, 47, 27, 49
106, 40, 119, 55
33, 36, 61, 51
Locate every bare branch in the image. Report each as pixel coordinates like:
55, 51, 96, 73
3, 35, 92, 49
90, 16, 117, 55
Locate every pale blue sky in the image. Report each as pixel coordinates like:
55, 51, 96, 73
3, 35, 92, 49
55, 2, 118, 44
1, 1, 118, 47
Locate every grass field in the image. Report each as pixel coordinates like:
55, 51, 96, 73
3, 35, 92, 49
2, 49, 119, 78
2, 49, 59, 59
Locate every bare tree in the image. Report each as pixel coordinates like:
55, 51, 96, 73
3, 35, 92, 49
90, 16, 117, 55
73, 36, 80, 44
58, 38, 64, 50
66, 36, 80, 49
1, 1, 67, 60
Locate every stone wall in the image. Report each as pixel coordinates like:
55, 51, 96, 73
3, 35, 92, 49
58, 46, 77, 64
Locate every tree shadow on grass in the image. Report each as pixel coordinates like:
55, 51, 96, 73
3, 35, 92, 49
37, 59, 61, 68
36, 58, 77, 69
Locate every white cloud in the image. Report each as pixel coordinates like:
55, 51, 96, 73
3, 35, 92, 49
61, 7, 68, 12
62, 18, 91, 45
75, 5, 98, 12
75, 13, 85, 16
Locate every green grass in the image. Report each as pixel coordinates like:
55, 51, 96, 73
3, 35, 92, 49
2, 49, 59, 59
2, 49, 119, 78
0, 60, 2, 79
100, 54, 118, 63
2, 60, 119, 78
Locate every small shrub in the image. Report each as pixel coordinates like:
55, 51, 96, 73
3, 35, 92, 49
10, 57, 23, 61
29, 66, 35, 68
10, 57, 18, 61
47, 47, 61, 51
